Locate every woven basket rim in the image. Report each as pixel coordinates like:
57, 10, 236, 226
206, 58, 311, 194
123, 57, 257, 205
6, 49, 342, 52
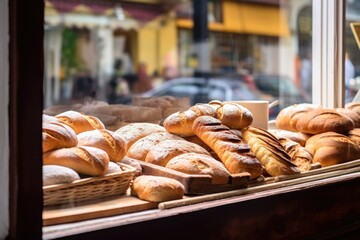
43, 163, 136, 191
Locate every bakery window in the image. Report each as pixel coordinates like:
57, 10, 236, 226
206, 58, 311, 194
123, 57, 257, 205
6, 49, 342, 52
4, 0, 360, 239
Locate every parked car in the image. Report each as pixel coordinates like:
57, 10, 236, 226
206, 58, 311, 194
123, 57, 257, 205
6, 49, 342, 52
253, 74, 311, 114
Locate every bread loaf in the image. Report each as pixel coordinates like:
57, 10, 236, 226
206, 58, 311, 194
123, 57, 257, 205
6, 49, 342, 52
165, 153, 231, 184
345, 102, 360, 115
295, 108, 354, 134
115, 122, 166, 150
192, 115, 262, 179
77, 129, 127, 162
104, 161, 122, 174
131, 175, 184, 202
305, 132, 360, 167
241, 126, 300, 176
268, 129, 308, 147
275, 103, 322, 131
163, 103, 217, 136
347, 128, 360, 145
42, 114, 61, 123
42, 121, 78, 153
43, 146, 109, 176
43, 165, 80, 186
126, 132, 183, 161
215, 102, 253, 130
183, 135, 213, 151
56, 110, 105, 134
145, 139, 211, 166
335, 108, 360, 128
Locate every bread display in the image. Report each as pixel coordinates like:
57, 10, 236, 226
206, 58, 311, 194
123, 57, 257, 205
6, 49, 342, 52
42, 121, 78, 153
77, 129, 127, 162
115, 122, 166, 150
295, 108, 354, 134
275, 103, 322, 131
55, 110, 105, 134
214, 102, 253, 130
192, 115, 262, 179
241, 126, 300, 176
165, 152, 231, 184
145, 139, 211, 166
126, 132, 183, 161
43, 146, 110, 176
131, 175, 185, 202
268, 129, 308, 147
163, 103, 217, 136
305, 131, 360, 167
43, 165, 81, 186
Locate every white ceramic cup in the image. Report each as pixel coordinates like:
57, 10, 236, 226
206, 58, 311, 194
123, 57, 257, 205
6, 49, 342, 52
226, 100, 269, 130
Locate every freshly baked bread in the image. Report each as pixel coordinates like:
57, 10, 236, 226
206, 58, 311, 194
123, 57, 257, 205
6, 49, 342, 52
104, 161, 122, 174
42, 114, 61, 123
345, 102, 360, 115
268, 129, 308, 147
77, 129, 127, 162
126, 132, 183, 161
305, 132, 360, 167
42, 121, 78, 153
335, 108, 360, 128
56, 110, 105, 134
215, 102, 253, 130
295, 108, 354, 134
165, 152, 231, 184
43, 146, 110, 176
192, 115, 262, 179
275, 103, 322, 131
145, 139, 211, 166
183, 135, 212, 151
277, 137, 313, 172
115, 122, 166, 150
163, 103, 217, 136
43, 165, 80, 186
241, 126, 300, 176
131, 175, 185, 202
347, 128, 360, 145
121, 157, 143, 177
208, 100, 223, 110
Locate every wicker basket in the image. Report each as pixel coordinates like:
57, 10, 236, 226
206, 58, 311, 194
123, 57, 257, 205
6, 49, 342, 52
43, 163, 136, 207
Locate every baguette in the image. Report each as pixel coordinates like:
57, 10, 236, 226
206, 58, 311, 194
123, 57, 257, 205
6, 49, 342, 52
163, 103, 217, 136
242, 126, 300, 176
192, 115, 262, 179
42, 121, 78, 153
268, 129, 307, 147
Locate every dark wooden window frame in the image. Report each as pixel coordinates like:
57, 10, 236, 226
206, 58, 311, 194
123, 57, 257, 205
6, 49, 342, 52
7, 0, 360, 239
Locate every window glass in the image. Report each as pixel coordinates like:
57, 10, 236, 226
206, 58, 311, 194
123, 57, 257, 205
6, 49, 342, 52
43, 0, 315, 227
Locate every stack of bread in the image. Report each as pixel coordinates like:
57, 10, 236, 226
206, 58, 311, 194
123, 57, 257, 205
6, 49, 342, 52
274, 103, 360, 167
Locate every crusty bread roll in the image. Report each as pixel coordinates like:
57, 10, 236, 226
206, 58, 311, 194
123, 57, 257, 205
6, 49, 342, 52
242, 126, 300, 176
104, 161, 122, 174
275, 103, 322, 131
55, 110, 105, 134
268, 129, 308, 147
77, 129, 127, 162
43, 146, 109, 176
145, 139, 211, 166
131, 175, 185, 202
347, 128, 360, 145
277, 137, 313, 172
305, 132, 360, 167
295, 108, 354, 134
115, 122, 166, 150
165, 153, 231, 184
192, 115, 262, 179
42, 121, 78, 153
163, 103, 217, 136
43, 165, 80, 186
335, 108, 360, 128
215, 102, 253, 130
126, 132, 183, 161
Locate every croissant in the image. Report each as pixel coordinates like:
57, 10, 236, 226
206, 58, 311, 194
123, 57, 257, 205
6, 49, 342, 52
192, 115, 262, 179
163, 103, 217, 136
241, 126, 300, 176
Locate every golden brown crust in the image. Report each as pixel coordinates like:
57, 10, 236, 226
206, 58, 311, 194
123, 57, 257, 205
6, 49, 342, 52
242, 126, 300, 176
126, 132, 183, 161
345, 102, 360, 115
335, 108, 360, 128
165, 153, 231, 185
43, 146, 109, 176
295, 108, 354, 134
145, 139, 211, 166
278, 138, 313, 172
131, 175, 184, 202
347, 128, 360, 145
192, 115, 262, 179
55, 110, 105, 134
216, 102, 253, 130
42, 121, 78, 153
268, 129, 307, 147
163, 104, 217, 136
77, 129, 127, 162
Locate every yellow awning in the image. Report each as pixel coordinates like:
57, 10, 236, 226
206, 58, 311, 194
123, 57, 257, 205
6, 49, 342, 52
176, 2, 290, 37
